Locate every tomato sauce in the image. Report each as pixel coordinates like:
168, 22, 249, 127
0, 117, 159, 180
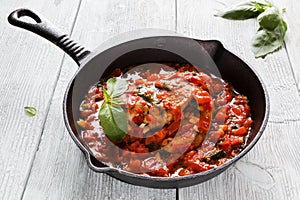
77, 63, 252, 177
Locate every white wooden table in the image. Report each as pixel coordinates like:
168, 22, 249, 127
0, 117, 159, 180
1, 0, 300, 199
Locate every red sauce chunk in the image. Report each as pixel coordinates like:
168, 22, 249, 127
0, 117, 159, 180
77, 63, 252, 177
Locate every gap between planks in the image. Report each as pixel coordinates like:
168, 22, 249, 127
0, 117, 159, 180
283, 42, 300, 94
175, 0, 178, 32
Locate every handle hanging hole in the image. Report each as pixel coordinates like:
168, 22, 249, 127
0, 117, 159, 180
18, 16, 39, 24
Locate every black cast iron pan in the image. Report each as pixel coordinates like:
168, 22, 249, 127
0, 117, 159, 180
8, 8, 269, 188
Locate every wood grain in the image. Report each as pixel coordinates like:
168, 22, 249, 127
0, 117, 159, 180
22, 0, 177, 199
177, 0, 300, 199
273, 0, 300, 91
2, 0, 300, 199
0, 1, 80, 199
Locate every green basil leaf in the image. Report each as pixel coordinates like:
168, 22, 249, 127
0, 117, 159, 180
258, 7, 281, 30
25, 106, 37, 116
110, 104, 128, 132
98, 77, 129, 141
215, 1, 269, 20
99, 102, 127, 141
210, 150, 226, 160
106, 77, 128, 98
251, 20, 287, 58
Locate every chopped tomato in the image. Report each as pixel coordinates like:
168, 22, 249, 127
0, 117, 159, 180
231, 127, 248, 136
135, 107, 143, 114
135, 79, 144, 85
193, 90, 212, 104
145, 114, 153, 122
155, 81, 163, 88
167, 121, 180, 135
178, 168, 193, 176
132, 115, 144, 125
243, 118, 252, 127
92, 103, 99, 111
186, 161, 214, 172
156, 92, 165, 99
184, 74, 206, 86
231, 105, 242, 116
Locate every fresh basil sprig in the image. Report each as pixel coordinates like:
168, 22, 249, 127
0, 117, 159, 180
215, 1, 287, 58
98, 78, 128, 141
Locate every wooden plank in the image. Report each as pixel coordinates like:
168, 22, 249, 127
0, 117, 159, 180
177, 0, 300, 199
22, 0, 177, 199
0, 1, 81, 200
273, 0, 300, 91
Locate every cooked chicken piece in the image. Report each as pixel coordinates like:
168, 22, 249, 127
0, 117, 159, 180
127, 75, 196, 133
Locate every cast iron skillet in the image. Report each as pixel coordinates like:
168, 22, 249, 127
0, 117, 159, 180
8, 8, 269, 188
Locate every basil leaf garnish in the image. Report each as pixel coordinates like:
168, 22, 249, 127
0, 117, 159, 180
25, 106, 37, 116
215, 1, 270, 20
98, 78, 128, 141
251, 19, 287, 58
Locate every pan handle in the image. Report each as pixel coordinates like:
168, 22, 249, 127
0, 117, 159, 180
8, 8, 90, 65
85, 153, 117, 173
194, 39, 224, 61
